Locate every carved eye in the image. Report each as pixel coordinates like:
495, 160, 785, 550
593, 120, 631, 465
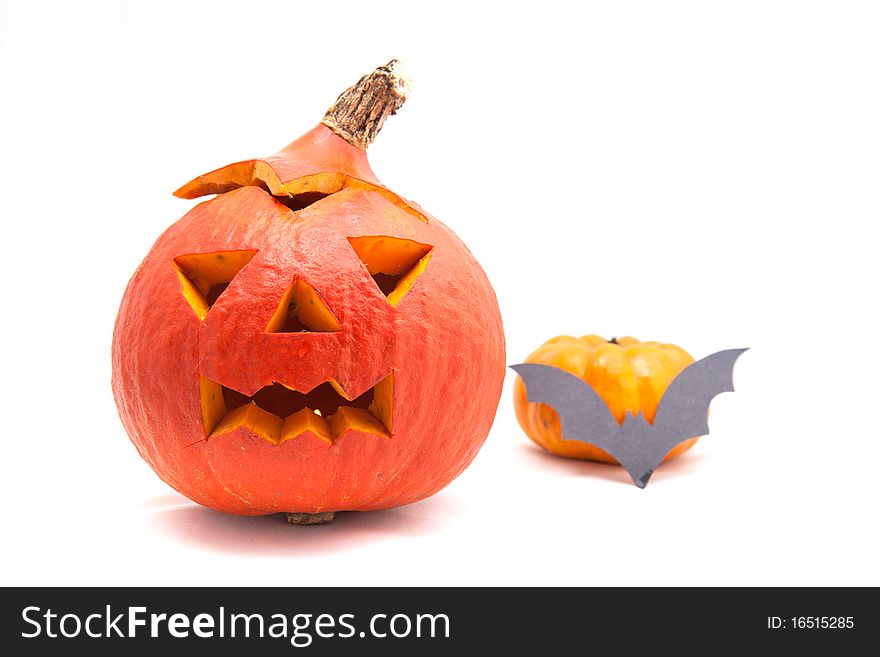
173, 250, 257, 320
348, 235, 433, 306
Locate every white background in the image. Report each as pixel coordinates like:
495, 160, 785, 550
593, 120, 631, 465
2, 0, 878, 586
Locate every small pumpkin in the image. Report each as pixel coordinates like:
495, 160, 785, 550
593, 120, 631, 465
112, 61, 505, 522
513, 335, 698, 464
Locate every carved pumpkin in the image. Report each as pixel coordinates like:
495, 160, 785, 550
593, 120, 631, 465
112, 61, 505, 522
513, 335, 698, 464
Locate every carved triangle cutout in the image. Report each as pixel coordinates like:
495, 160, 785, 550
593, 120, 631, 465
173, 250, 257, 320
265, 280, 341, 333
347, 235, 433, 306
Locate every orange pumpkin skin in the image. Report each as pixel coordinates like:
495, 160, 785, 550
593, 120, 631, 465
112, 120, 505, 515
513, 336, 697, 464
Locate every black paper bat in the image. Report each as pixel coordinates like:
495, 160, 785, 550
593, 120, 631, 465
511, 348, 747, 488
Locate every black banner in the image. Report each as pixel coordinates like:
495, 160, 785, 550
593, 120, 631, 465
1, 587, 873, 654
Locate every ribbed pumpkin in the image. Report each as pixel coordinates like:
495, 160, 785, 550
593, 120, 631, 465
513, 335, 698, 464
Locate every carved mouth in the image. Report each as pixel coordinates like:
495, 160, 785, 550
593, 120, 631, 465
199, 374, 392, 445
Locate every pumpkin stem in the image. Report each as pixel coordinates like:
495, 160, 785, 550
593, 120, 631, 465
321, 59, 411, 150
608, 337, 620, 345
287, 511, 336, 525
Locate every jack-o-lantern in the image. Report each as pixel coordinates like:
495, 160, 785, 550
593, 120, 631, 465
112, 61, 505, 523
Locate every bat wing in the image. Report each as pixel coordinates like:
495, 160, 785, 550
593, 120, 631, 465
511, 363, 620, 450
651, 348, 748, 455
